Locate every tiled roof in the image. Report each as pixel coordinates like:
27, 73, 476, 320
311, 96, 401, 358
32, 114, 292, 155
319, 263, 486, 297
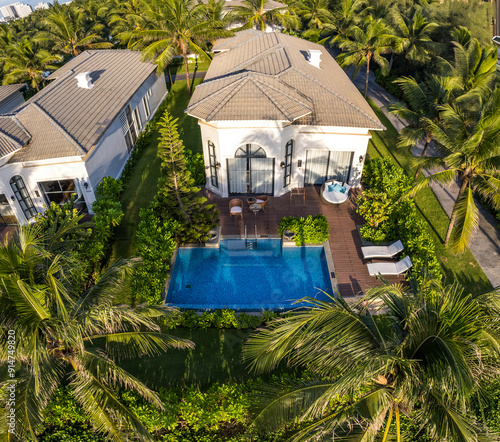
0, 116, 30, 158
188, 30, 384, 130
1, 50, 157, 162
0, 84, 24, 109
199, 0, 286, 14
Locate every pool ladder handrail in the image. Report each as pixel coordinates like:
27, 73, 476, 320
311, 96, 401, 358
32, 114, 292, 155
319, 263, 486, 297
245, 225, 257, 249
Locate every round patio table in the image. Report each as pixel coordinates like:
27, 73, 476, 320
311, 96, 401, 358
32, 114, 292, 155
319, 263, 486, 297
249, 203, 262, 216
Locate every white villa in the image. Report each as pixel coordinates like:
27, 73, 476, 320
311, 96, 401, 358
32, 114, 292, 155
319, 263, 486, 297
0, 50, 167, 225
186, 30, 384, 198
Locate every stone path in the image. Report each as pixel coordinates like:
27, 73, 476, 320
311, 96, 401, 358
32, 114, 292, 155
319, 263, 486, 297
350, 68, 500, 288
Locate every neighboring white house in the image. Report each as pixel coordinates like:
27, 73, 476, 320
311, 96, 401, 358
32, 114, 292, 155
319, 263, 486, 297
0, 84, 25, 114
186, 30, 384, 198
0, 50, 167, 225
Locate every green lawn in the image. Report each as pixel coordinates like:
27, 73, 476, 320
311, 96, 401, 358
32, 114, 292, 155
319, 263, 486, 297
167, 59, 211, 76
111, 79, 203, 260
117, 328, 254, 389
366, 100, 492, 295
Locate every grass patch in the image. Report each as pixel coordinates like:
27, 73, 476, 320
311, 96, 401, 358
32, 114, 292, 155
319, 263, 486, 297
167, 59, 211, 76
117, 328, 254, 389
111, 79, 203, 260
366, 100, 492, 295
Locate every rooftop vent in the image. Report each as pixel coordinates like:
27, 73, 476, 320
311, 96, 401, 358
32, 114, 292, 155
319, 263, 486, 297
75, 72, 94, 89
307, 49, 322, 68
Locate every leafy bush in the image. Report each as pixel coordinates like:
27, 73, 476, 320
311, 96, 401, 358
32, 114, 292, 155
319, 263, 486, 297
185, 151, 206, 185
278, 215, 329, 246
358, 158, 442, 280
133, 208, 178, 304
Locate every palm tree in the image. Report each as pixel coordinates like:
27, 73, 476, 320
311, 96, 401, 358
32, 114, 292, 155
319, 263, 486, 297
411, 87, 500, 252
0, 224, 193, 441
243, 274, 500, 441
320, 0, 363, 47
440, 37, 497, 103
336, 14, 396, 97
390, 8, 440, 73
124, 0, 232, 95
1, 38, 62, 91
227, 0, 299, 32
108, 0, 148, 44
39, 2, 113, 56
388, 75, 450, 181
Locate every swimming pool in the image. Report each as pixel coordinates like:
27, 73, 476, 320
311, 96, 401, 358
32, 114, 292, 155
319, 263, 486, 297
165, 239, 333, 310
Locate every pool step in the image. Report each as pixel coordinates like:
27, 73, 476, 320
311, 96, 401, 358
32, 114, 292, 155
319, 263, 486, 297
246, 240, 257, 249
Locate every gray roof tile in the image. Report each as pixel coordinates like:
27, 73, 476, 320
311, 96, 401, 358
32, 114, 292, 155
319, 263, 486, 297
0, 84, 25, 108
0, 116, 30, 157
189, 31, 384, 130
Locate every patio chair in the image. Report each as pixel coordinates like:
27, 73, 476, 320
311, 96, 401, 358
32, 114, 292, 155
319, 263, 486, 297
367, 256, 413, 277
229, 198, 243, 218
361, 240, 404, 260
255, 195, 269, 211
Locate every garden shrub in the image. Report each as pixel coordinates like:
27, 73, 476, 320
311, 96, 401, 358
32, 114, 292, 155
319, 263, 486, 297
185, 151, 206, 185
278, 215, 329, 246
133, 207, 178, 304
357, 158, 442, 280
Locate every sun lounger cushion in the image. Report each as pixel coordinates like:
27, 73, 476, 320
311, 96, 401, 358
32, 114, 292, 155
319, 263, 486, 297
367, 256, 412, 277
362, 240, 404, 259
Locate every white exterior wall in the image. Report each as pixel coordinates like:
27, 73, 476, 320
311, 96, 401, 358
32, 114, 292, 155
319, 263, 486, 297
84, 72, 168, 201
0, 90, 25, 114
199, 120, 371, 197
0, 157, 88, 224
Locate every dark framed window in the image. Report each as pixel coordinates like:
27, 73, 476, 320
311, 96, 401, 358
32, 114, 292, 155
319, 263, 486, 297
119, 105, 137, 153
10, 175, 37, 220
208, 140, 218, 188
38, 179, 77, 206
284, 140, 293, 187
143, 95, 150, 117
234, 144, 267, 158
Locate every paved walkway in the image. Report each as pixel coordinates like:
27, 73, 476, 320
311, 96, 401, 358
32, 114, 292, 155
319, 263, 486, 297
350, 68, 500, 288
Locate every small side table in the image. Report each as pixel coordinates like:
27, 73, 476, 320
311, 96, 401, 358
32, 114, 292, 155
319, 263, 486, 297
249, 203, 262, 216
290, 188, 305, 204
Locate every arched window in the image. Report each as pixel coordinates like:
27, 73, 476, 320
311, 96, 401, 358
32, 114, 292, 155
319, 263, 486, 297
234, 144, 267, 158
283, 140, 293, 187
10, 175, 37, 220
208, 140, 218, 188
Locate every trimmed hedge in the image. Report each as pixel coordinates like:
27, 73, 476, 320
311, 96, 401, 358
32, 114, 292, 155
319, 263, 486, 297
278, 215, 329, 246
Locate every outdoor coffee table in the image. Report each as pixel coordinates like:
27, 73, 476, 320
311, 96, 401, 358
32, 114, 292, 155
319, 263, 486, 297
249, 203, 262, 216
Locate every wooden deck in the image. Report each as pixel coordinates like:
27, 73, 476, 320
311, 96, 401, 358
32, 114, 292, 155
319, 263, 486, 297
204, 187, 405, 299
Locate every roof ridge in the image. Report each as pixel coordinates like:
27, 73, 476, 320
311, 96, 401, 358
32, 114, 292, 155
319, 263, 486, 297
30, 103, 85, 155
186, 72, 248, 111
204, 76, 258, 121
0, 114, 31, 143
283, 67, 384, 128
253, 76, 313, 112
249, 79, 290, 121
228, 43, 286, 74
0, 128, 22, 149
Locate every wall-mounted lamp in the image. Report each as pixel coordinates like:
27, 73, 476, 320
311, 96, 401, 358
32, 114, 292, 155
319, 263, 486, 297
297, 160, 302, 168
280, 161, 286, 169
11, 196, 15, 201
83, 182, 89, 189
359, 155, 365, 164
215, 162, 221, 170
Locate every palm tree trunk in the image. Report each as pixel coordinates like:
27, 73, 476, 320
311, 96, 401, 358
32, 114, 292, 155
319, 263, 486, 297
414, 135, 432, 182
444, 176, 469, 246
167, 65, 173, 85
183, 51, 191, 96
364, 54, 371, 98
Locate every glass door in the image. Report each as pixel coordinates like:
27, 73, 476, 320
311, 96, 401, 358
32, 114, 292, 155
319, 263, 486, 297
305, 150, 354, 185
227, 158, 248, 193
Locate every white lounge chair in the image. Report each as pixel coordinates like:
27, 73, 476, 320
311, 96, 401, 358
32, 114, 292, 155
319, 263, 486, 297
361, 240, 404, 260
322, 181, 351, 204
367, 256, 412, 277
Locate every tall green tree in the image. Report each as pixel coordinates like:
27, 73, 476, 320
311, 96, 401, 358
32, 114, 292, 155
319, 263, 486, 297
411, 88, 500, 252
0, 225, 193, 442
227, 0, 299, 32
243, 274, 500, 441
124, 0, 231, 95
39, 2, 113, 56
336, 14, 396, 97
388, 75, 450, 181
154, 112, 219, 243
391, 8, 440, 73
1, 38, 62, 90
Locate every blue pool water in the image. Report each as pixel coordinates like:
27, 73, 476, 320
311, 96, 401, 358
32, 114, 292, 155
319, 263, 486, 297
165, 239, 333, 310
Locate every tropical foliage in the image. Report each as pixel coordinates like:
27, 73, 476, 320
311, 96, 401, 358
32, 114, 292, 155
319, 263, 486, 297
0, 224, 193, 441
243, 274, 500, 441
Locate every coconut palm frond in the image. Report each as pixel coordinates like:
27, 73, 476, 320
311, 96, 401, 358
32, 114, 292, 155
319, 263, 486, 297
450, 184, 479, 253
